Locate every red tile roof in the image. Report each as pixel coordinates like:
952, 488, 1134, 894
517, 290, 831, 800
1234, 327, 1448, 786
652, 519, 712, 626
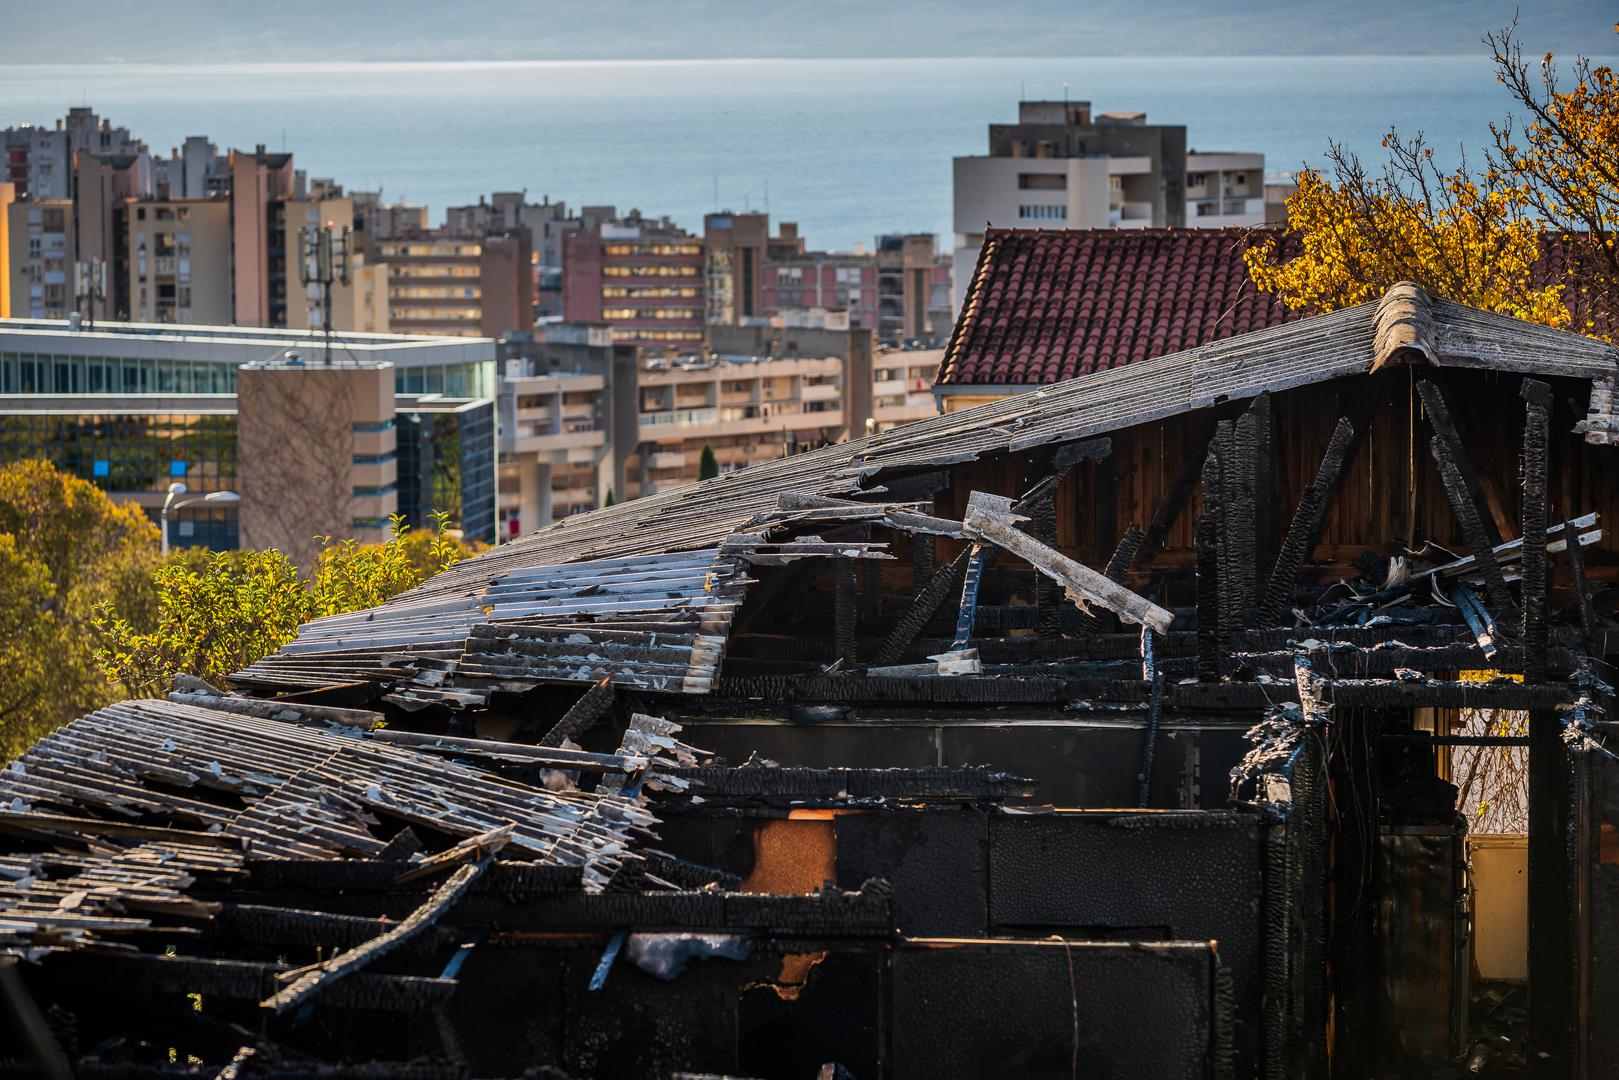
938, 228, 1304, 387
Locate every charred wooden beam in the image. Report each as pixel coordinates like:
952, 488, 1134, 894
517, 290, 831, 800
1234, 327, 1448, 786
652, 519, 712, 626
1563, 517, 1598, 654
874, 546, 973, 665
263, 859, 485, 1014
1428, 428, 1517, 614
962, 493, 1174, 633
1223, 401, 1264, 625
1251, 392, 1275, 589
1195, 436, 1224, 681
1418, 376, 1509, 549
1138, 629, 1163, 808
1033, 489, 1062, 637
860, 558, 883, 626
1521, 379, 1552, 682
1135, 418, 1217, 572
211, 903, 457, 950
1076, 522, 1145, 636
663, 765, 1037, 805
835, 557, 858, 664
538, 675, 617, 748
912, 533, 935, 596
1259, 417, 1356, 625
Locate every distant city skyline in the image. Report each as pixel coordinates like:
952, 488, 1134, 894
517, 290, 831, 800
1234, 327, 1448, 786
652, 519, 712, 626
1, 0, 1612, 63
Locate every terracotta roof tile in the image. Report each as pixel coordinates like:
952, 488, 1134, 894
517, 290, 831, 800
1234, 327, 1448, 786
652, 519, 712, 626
938, 228, 1303, 387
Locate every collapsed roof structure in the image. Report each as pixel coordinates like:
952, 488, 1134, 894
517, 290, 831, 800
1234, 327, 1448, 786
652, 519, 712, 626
3, 280, 1619, 1079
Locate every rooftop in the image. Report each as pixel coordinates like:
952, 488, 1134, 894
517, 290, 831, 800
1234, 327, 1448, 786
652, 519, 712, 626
939, 227, 1303, 388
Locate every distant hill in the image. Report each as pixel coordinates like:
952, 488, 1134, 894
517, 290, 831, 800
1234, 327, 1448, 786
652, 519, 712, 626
5, 0, 1613, 63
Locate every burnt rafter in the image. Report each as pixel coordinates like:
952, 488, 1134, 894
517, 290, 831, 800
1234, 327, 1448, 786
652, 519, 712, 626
1420, 377, 1517, 615
1197, 431, 1226, 680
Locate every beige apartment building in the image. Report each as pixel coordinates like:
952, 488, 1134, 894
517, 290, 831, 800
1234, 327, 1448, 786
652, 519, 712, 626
870, 348, 942, 431
125, 198, 232, 324
632, 353, 846, 496
5, 198, 73, 319
378, 231, 534, 338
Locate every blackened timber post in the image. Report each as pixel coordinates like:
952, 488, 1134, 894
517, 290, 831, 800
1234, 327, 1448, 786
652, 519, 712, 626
952, 545, 991, 651
1033, 488, 1062, 637
835, 558, 858, 665
1196, 440, 1224, 681
1521, 379, 1552, 683
1251, 392, 1275, 598
1261, 417, 1355, 625
1563, 519, 1598, 654
1225, 405, 1262, 626
1523, 379, 1571, 1077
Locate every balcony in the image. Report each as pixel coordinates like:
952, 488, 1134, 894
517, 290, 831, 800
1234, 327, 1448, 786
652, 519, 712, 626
801, 383, 841, 403
646, 450, 686, 470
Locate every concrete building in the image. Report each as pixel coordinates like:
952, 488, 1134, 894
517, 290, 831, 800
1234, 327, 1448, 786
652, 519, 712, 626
563, 216, 705, 349
125, 198, 233, 325
151, 136, 229, 201
378, 229, 534, 338
227, 146, 297, 328
2, 108, 144, 200
5, 198, 74, 319
870, 346, 943, 431
952, 100, 1264, 308
496, 323, 635, 537
876, 233, 951, 346
351, 191, 430, 259
0, 318, 499, 549
703, 211, 770, 325
761, 236, 878, 333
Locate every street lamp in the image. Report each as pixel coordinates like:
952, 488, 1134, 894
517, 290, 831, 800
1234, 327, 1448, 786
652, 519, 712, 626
161, 482, 240, 557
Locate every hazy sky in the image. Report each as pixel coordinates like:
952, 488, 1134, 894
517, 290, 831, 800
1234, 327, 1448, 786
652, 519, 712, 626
1, 0, 1613, 63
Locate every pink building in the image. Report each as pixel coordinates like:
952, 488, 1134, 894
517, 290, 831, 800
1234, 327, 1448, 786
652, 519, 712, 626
563, 219, 704, 350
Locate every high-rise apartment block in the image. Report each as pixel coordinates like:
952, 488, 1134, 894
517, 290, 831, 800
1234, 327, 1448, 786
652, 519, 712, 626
952, 100, 1265, 307
563, 215, 705, 349
377, 229, 534, 338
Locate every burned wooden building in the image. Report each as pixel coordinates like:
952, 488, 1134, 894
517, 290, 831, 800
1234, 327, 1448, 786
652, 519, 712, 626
3, 281, 1619, 1079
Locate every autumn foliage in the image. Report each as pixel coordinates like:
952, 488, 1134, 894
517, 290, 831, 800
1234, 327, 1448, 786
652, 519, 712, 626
1248, 21, 1619, 336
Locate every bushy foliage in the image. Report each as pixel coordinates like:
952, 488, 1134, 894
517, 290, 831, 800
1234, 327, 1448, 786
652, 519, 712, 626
94, 511, 471, 698
0, 461, 161, 758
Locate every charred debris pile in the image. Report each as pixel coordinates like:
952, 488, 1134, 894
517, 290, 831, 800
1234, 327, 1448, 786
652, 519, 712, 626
4, 283, 1619, 1078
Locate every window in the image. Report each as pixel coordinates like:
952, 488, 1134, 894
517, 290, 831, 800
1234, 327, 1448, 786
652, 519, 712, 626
1017, 204, 1068, 221
1187, 172, 1208, 187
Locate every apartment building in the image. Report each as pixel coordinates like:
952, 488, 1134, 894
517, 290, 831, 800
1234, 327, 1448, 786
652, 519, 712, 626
563, 216, 705, 349
870, 346, 943, 431
496, 323, 636, 537
0, 318, 499, 551
124, 199, 232, 324
876, 233, 951, 346
952, 99, 1264, 307
351, 191, 430, 259
632, 351, 845, 495
377, 229, 534, 338
2, 108, 144, 200
703, 211, 770, 325
5, 198, 74, 319
762, 238, 878, 332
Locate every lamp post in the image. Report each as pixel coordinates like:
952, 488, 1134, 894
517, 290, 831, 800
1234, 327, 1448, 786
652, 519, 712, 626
160, 482, 240, 557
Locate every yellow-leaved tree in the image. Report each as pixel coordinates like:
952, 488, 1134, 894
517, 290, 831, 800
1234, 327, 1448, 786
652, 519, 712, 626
0, 460, 161, 758
94, 511, 472, 699
1248, 20, 1619, 335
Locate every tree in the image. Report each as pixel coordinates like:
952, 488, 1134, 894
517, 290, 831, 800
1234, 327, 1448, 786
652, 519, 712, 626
95, 511, 470, 697
604, 487, 616, 508
698, 444, 719, 481
0, 461, 162, 757
1248, 21, 1619, 334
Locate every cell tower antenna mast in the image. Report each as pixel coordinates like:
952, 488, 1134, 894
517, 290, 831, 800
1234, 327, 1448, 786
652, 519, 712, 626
298, 223, 352, 365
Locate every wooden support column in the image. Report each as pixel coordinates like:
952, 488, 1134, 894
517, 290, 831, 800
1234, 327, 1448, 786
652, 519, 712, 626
1261, 417, 1356, 625
1523, 380, 1570, 1077
1196, 441, 1224, 682
1033, 489, 1062, 637
1521, 379, 1551, 683
835, 558, 858, 665
1250, 392, 1275, 596
1224, 404, 1263, 626
1527, 708, 1574, 1077
860, 559, 883, 627
911, 534, 935, 597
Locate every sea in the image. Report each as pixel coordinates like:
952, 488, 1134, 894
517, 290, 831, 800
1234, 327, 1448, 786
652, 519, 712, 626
2, 56, 1608, 250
